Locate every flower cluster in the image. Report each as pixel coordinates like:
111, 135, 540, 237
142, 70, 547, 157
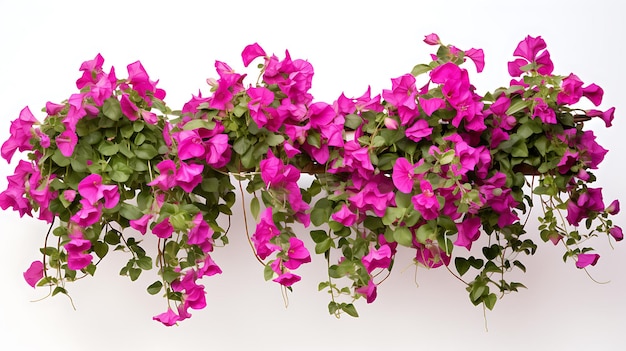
1, 34, 620, 326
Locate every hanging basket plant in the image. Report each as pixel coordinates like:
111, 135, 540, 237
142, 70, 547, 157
1, 34, 620, 326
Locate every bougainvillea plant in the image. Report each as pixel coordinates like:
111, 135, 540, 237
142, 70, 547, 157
1, 34, 621, 326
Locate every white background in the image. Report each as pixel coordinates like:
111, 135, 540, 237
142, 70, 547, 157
1, 1, 625, 350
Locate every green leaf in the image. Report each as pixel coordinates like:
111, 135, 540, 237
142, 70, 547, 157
98, 141, 119, 156
93, 241, 109, 259
51, 148, 71, 166
415, 224, 435, 243
506, 98, 528, 115
344, 114, 362, 130
310, 230, 328, 244
263, 264, 275, 281
265, 133, 285, 147
136, 256, 153, 270
393, 227, 413, 247
129, 268, 141, 281
134, 144, 158, 160
311, 198, 332, 227
183, 119, 216, 131
342, 303, 359, 317
411, 63, 432, 77
315, 237, 333, 254
147, 281, 163, 295
455, 257, 471, 276
119, 202, 143, 220
484, 293, 497, 310
103, 97, 122, 121
250, 197, 260, 220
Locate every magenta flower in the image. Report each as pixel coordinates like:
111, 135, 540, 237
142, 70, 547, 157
251, 208, 281, 260
284, 237, 311, 270
418, 97, 446, 117
55, 130, 78, 157
175, 130, 206, 160
1, 106, 37, 162
411, 181, 440, 221
198, 254, 222, 277
609, 226, 623, 241
153, 308, 180, 327
508, 35, 554, 76
64, 231, 93, 270
356, 279, 378, 303
361, 244, 392, 273
454, 216, 482, 250
392, 157, 417, 193
148, 160, 177, 190
130, 213, 152, 235
273, 272, 301, 287
77, 174, 120, 209
582, 83, 603, 106
331, 204, 357, 226
423, 33, 441, 45
575, 253, 600, 269
587, 107, 615, 128
70, 199, 103, 227
175, 162, 203, 192
532, 98, 557, 124
556, 73, 584, 105
152, 217, 174, 239
557, 149, 579, 174
247, 86, 276, 129
241, 42, 267, 67
23, 260, 44, 288
120, 93, 140, 121
45, 101, 65, 115
76, 53, 105, 89
187, 213, 213, 246
606, 200, 620, 215
465, 48, 485, 73
405, 119, 433, 143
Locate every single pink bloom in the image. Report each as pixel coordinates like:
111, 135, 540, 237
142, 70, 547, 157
405, 119, 433, 142
56, 130, 78, 157
609, 226, 623, 241
362, 244, 392, 273
130, 213, 152, 235
513, 35, 547, 62
356, 279, 377, 303
419, 97, 446, 117
63, 189, 77, 203
532, 98, 557, 124
423, 33, 440, 45
1, 106, 37, 162
384, 117, 399, 130
453, 216, 482, 250
557, 149, 579, 174
273, 272, 301, 287
120, 94, 139, 121
45, 101, 65, 115
175, 162, 203, 192
147, 160, 177, 190
284, 237, 311, 270
187, 213, 213, 245
606, 200, 620, 215
331, 204, 357, 226
153, 308, 180, 327
70, 199, 102, 227
392, 157, 416, 194
465, 48, 485, 73
587, 107, 615, 128
411, 181, 440, 220
152, 217, 174, 239
241, 43, 267, 67
582, 83, 603, 106
251, 208, 281, 259
76, 53, 105, 89
23, 260, 44, 288
576, 253, 600, 269
198, 254, 222, 277
77, 174, 119, 208
175, 130, 206, 160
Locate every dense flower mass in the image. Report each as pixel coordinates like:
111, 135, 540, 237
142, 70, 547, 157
0, 34, 621, 326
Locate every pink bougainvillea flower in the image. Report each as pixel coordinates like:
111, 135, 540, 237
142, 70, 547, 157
273, 272, 301, 287
405, 119, 433, 143
251, 208, 281, 260
247, 86, 276, 129
418, 97, 446, 117
284, 237, 311, 270
152, 217, 174, 239
362, 244, 392, 273
606, 199, 620, 215
508, 35, 554, 76
204, 134, 231, 168
55, 130, 78, 157
392, 157, 417, 193
23, 260, 44, 288
127, 60, 166, 103
76, 53, 105, 89
120, 93, 140, 121
77, 173, 119, 208
465, 48, 485, 73
423, 33, 441, 45
454, 216, 482, 250
356, 279, 378, 303
241, 42, 267, 67
331, 204, 357, 226
153, 308, 180, 327
64, 231, 93, 270
556, 73, 584, 105
70, 199, 102, 227
187, 212, 213, 246
1, 106, 37, 162
532, 98, 557, 124
175, 161, 203, 192
130, 213, 152, 235
587, 107, 615, 128
609, 226, 623, 241
411, 180, 440, 220
148, 160, 177, 190
582, 83, 603, 106
175, 130, 206, 160
575, 253, 600, 269
557, 149, 579, 174
198, 254, 222, 277
45, 101, 65, 115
